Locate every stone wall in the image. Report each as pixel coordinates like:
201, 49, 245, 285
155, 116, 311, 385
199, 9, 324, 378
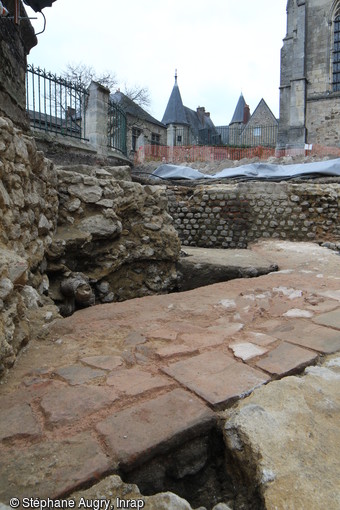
0, 115, 59, 375
167, 181, 340, 248
278, 0, 340, 148
47, 165, 181, 315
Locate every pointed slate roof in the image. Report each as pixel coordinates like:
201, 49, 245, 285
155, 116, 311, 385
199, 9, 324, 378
248, 98, 278, 125
230, 93, 246, 124
162, 73, 189, 126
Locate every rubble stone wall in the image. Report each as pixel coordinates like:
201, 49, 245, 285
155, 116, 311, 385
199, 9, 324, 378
0, 115, 59, 375
47, 165, 181, 316
167, 181, 340, 248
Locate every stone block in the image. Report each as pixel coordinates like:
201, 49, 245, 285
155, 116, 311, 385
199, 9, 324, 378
256, 341, 318, 376
96, 389, 215, 469
163, 351, 269, 409
0, 433, 111, 500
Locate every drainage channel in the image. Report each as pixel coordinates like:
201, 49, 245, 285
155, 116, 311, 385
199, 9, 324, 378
119, 424, 263, 510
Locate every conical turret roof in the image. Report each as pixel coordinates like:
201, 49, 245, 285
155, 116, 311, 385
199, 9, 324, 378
162, 72, 189, 126
230, 93, 246, 124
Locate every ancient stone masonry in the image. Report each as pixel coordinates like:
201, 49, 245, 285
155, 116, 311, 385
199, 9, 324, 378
0, 115, 59, 375
167, 181, 340, 248
47, 165, 181, 316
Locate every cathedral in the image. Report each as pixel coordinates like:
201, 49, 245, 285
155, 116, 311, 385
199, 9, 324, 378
278, 0, 340, 148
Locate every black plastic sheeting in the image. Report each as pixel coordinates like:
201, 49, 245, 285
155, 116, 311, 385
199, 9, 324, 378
152, 159, 340, 181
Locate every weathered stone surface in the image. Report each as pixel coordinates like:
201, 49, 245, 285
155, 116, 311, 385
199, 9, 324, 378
96, 389, 215, 469
229, 342, 268, 361
0, 402, 41, 440
106, 367, 171, 396
313, 308, 340, 330
0, 433, 111, 500
177, 247, 278, 291
270, 320, 340, 354
81, 355, 124, 371
163, 351, 270, 409
40, 384, 116, 426
222, 355, 340, 510
78, 215, 122, 239
255, 341, 319, 376
70, 475, 194, 510
54, 364, 107, 385
0, 115, 59, 375
47, 166, 181, 315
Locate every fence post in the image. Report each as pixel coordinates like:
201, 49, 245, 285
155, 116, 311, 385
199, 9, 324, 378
85, 81, 110, 156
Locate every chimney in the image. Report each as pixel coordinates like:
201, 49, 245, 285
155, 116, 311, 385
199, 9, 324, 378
243, 104, 250, 124
197, 106, 205, 123
205, 112, 210, 118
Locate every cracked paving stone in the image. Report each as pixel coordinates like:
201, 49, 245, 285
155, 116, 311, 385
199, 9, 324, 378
96, 388, 215, 469
0, 432, 112, 500
163, 351, 270, 409
256, 341, 319, 376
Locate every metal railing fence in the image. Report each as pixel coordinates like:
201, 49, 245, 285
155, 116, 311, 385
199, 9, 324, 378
216, 124, 278, 148
108, 99, 127, 155
26, 64, 89, 140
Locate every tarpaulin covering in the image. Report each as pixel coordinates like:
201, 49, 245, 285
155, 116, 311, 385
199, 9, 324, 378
152, 159, 340, 181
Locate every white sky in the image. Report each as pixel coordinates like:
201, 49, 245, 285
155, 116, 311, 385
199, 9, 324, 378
25, 0, 288, 126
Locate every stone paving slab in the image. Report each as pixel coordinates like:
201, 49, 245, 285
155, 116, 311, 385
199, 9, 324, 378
106, 367, 172, 396
40, 383, 117, 426
53, 364, 107, 385
0, 402, 41, 441
163, 351, 270, 409
0, 241, 340, 505
269, 320, 340, 354
312, 308, 340, 330
256, 341, 319, 377
80, 355, 124, 371
229, 342, 268, 361
0, 432, 111, 501
96, 388, 215, 469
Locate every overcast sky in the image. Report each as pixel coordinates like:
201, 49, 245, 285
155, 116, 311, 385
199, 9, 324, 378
25, 0, 288, 126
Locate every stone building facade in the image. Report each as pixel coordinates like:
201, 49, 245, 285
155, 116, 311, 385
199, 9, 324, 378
161, 73, 220, 147
217, 94, 278, 147
278, 0, 340, 148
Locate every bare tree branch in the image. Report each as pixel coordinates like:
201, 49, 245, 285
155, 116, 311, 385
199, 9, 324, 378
63, 63, 151, 109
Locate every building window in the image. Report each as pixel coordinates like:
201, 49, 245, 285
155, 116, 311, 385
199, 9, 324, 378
333, 15, 340, 91
177, 135, 182, 142
132, 128, 142, 151
254, 127, 261, 137
151, 133, 160, 146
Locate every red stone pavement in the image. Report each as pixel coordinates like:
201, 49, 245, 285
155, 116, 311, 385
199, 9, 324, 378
0, 240, 340, 503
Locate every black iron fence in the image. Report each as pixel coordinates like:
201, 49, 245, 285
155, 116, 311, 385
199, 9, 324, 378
108, 98, 127, 155
26, 64, 89, 140
216, 124, 278, 147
